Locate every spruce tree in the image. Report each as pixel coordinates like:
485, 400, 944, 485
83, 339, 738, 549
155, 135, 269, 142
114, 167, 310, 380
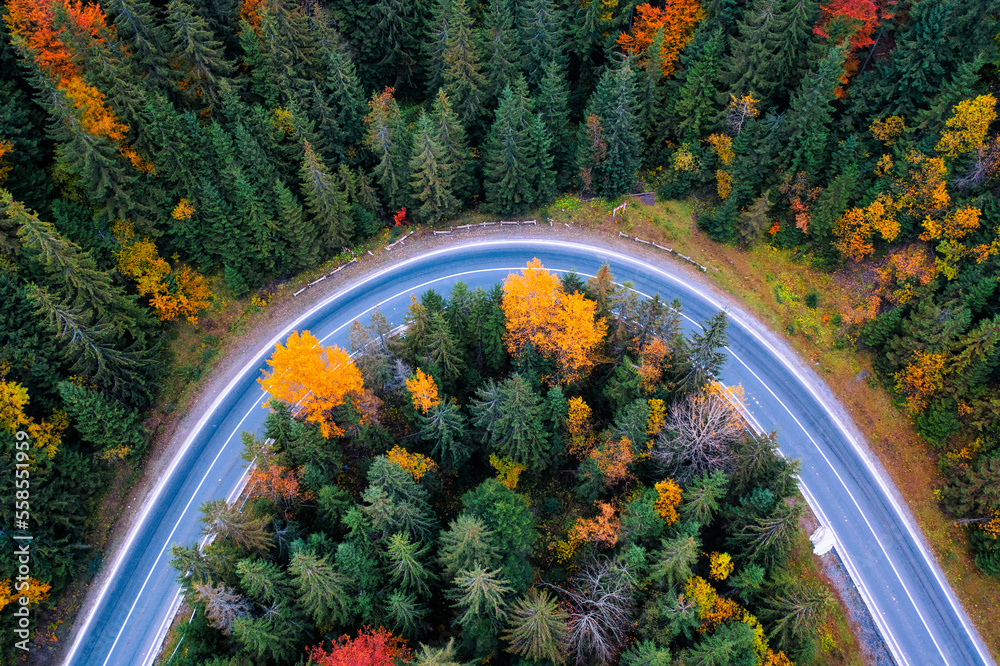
299, 140, 352, 252
166, 0, 235, 108
519, 0, 565, 90
420, 400, 471, 472
409, 113, 461, 224
502, 588, 568, 664
483, 79, 537, 215
483, 0, 522, 105
470, 374, 550, 469
273, 178, 319, 270
534, 59, 572, 188
107, 0, 171, 86
674, 28, 726, 142
386, 532, 435, 598
320, 34, 367, 160
372, 0, 425, 90
431, 90, 474, 204
425, 0, 455, 94
781, 46, 846, 177
57, 381, 148, 457
581, 59, 641, 198
722, 0, 781, 103
232, 606, 304, 663
438, 514, 502, 580
385, 589, 428, 638
527, 112, 556, 206
236, 558, 292, 605
442, 0, 487, 132
365, 88, 412, 212
289, 549, 351, 626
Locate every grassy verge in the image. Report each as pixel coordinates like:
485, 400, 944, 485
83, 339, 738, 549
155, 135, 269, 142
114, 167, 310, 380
552, 194, 1000, 653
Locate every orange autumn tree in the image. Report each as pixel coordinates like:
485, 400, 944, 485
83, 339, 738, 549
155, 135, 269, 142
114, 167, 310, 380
589, 435, 636, 487
569, 501, 621, 548
388, 446, 439, 482
636, 338, 670, 392
654, 478, 682, 524
259, 331, 365, 438
617, 1, 704, 77
894, 350, 946, 413
308, 627, 411, 666
502, 259, 607, 385
113, 221, 211, 323
405, 368, 440, 414
4, 0, 152, 172
833, 193, 900, 261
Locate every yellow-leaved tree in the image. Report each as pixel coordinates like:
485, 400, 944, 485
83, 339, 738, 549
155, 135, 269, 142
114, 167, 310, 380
502, 259, 607, 384
405, 368, 440, 414
259, 331, 364, 438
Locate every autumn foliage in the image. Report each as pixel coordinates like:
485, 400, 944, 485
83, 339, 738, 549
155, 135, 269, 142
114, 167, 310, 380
113, 222, 211, 323
589, 435, 637, 487
636, 338, 669, 392
4, 0, 152, 171
566, 396, 595, 457
569, 501, 621, 548
0, 372, 67, 458
0, 578, 51, 612
617, 1, 704, 77
308, 627, 411, 666
406, 368, 440, 414
502, 259, 607, 384
654, 478, 682, 524
259, 331, 365, 438
388, 446, 439, 482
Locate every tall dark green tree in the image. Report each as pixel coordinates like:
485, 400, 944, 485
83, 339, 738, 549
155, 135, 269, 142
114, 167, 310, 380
165, 0, 235, 108
674, 27, 726, 142
579, 59, 641, 198
519, 0, 565, 90
483, 78, 542, 215
442, 0, 486, 131
300, 140, 352, 251
780, 46, 845, 178
470, 374, 549, 468
409, 113, 461, 224
483, 0, 522, 105
365, 88, 412, 212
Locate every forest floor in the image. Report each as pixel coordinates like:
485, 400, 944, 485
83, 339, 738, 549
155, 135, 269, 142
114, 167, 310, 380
52, 195, 995, 665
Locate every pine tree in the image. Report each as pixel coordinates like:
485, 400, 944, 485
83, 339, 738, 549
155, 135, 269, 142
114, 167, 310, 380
471, 374, 550, 468
232, 605, 304, 663
438, 513, 502, 579
414, 638, 464, 665
534, 58, 572, 187
483, 79, 537, 215
365, 88, 412, 211
770, 0, 819, 106
300, 140, 352, 252
385, 589, 429, 638
426, 311, 465, 384
638, 29, 669, 162
431, 90, 474, 204
519, 0, 565, 90
107, 0, 171, 86
57, 381, 147, 457
781, 46, 846, 178
420, 400, 471, 472
447, 565, 511, 629
289, 549, 351, 625
581, 59, 641, 198
722, 0, 781, 103
483, 0, 522, 105
236, 558, 292, 605
320, 33, 367, 160
502, 588, 568, 663
425, 0, 455, 94
674, 28, 726, 142
193, 582, 251, 635
386, 532, 435, 598
409, 113, 461, 224
442, 0, 487, 132
274, 178, 319, 270
166, 0, 234, 108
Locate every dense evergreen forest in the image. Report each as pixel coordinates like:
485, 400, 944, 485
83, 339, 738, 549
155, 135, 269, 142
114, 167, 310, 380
0, 0, 999, 660
168, 263, 816, 666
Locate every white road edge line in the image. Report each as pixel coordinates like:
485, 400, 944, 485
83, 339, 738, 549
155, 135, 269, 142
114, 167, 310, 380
63, 239, 989, 666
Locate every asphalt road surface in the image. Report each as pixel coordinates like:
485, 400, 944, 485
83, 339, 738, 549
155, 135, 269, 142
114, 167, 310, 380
62, 239, 993, 666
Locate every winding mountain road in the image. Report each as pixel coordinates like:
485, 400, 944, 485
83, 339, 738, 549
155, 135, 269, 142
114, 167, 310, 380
62, 239, 992, 666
